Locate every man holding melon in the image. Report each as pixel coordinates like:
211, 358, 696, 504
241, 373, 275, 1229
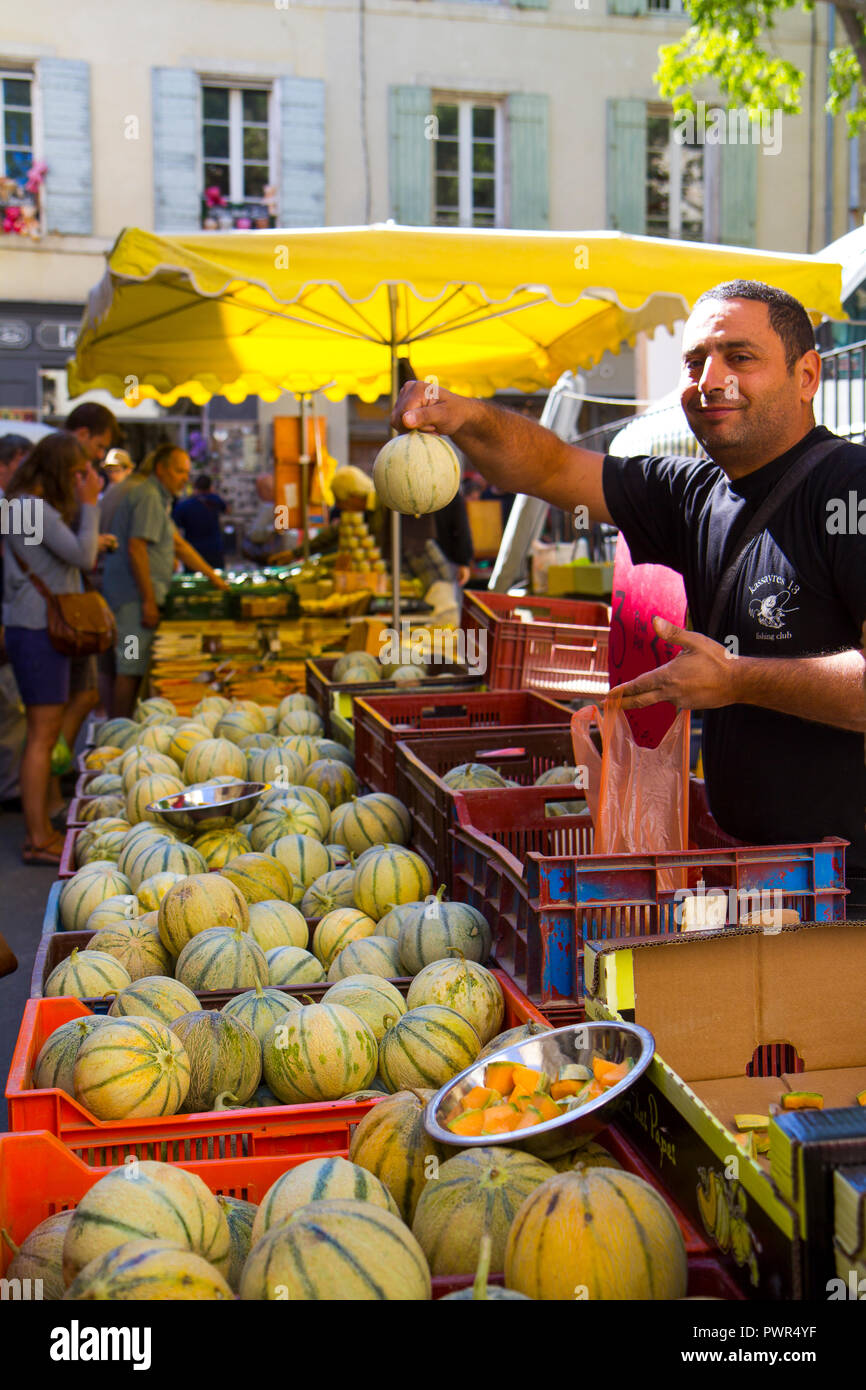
392, 280, 866, 910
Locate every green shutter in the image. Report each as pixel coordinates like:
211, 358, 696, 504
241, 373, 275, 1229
512, 0, 550, 9
152, 68, 200, 233
719, 139, 758, 247
606, 98, 647, 233
608, 0, 647, 12
388, 86, 433, 225
37, 59, 92, 235
508, 94, 549, 230
277, 77, 326, 227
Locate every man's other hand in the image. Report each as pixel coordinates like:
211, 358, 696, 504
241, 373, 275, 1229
608, 617, 739, 712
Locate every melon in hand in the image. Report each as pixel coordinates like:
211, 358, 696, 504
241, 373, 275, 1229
372, 431, 461, 516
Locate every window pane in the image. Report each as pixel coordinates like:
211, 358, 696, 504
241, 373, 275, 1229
5, 111, 31, 148
472, 106, 495, 138
5, 148, 30, 179
435, 209, 460, 226
3, 78, 31, 108
243, 126, 268, 160
203, 123, 230, 158
435, 141, 459, 173
473, 176, 495, 210
435, 174, 459, 208
472, 142, 494, 174
204, 163, 230, 196
647, 115, 669, 149
203, 87, 229, 121
243, 164, 269, 198
242, 89, 268, 124
435, 103, 458, 138
473, 210, 496, 227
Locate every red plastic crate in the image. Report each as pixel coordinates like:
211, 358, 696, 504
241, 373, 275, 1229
0, 1129, 744, 1297
448, 785, 848, 1007
395, 726, 581, 886
462, 590, 610, 697
305, 656, 482, 736
353, 690, 572, 796
6, 972, 547, 1163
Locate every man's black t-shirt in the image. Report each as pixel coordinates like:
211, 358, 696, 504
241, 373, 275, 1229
602, 425, 866, 873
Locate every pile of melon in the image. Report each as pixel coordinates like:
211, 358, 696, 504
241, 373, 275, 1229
3, 1101, 690, 1299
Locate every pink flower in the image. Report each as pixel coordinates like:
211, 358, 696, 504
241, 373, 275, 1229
24, 162, 47, 193
205, 185, 226, 209
3, 207, 23, 234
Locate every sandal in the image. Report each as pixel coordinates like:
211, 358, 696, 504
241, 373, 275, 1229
22, 833, 64, 865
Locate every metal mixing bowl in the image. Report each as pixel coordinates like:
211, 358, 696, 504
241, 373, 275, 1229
146, 780, 268, 831
425, 1021, 655, 1160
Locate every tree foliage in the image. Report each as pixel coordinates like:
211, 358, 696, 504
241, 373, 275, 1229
655, 0, 866, 133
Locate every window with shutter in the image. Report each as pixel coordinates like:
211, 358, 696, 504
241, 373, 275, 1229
432, 98, 502, 227
152, 67, 200, 233
507, 92, 549, 230
276, 75, 325, 228
37, 58, 92, 236
606, 98, 647, 234
389, 85, 433, 226
201, 83, 276, 230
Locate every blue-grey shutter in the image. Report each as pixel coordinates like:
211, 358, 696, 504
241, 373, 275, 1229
606, 99, 647, 233
719, 140, 758, 247
388, 86, 432, 226
152, 68, 200, 232
511, 0, 549, 9
37, 59, 92, 236
608, 0, 647, 13
277, 76, 326, 227
507, 94, 549, 229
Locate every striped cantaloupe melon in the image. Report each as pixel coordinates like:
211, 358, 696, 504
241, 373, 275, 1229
183, 738, 248, 784
240, 1199, 431, 1301
251, 1158, 399, 1247
277, 692, 318, 719
83, 745, 123, 770
442, 762, 509, 790
32, 1015, 114, 1093
136, 870, 186, 913
265, 945, 326, 986
79, 795, 127, 822
262, 1002, 377, 1101
323, 975, 407, 1041
120, 749, 180, 793
332, 651, 379, 681
175, 926, 268, 993
324, 843, 352, 870
171, 1009, 262, 1112
89, 917, 175, 980
135, 697, 176, 722
60, 863, 134, 931
302, 759, 358, 810
192, 695, 231, 720
373, 429, 460, 515
62, 1161, 231, 1286
277, 709, 324, 738
136, 723, 178, 757
220, 852, 293, 903
78, 829, 127, 866
314, 737, 354, 767
125, 772, 186, 826
406, 958, 504, 1043
411, 1146, 556, 1276
267, 833, 331, 903
327, 936, 403, 983
82, 773, 124, 796
397, 892, 493, 975
73, 1015, 191, 1120
44, 948, 132, 1000
250, 799, 324, 851
117, 822, 170, 875
215, 710, 266, 746
348, 1088, 444, 1223
378, 1005, 480, 1093
301, 867, 356, 918
4, 1210, 74, 1302
504, 1168, 688, 1300
108, 976, 201, 1027
280, 734, 319, 769
239, 731, 279, 754
353, 846, 432, 922
157, 873, 249, 956
329, 793, 410, 853
74, 818, 129, 867
477, 1021, 551, 1060
375, 902, 424, 942
190, 827, 249, 869
312, 908, 378, 971
246, 745, 302, 786
247, 899, 308, 953
167, 722, 213, 767
64, 1240, 233, 1300
285, 785, 331, 837
126, 837, 207, 890
94, 716, 139, 748
84, 894, 141, 933
549, 1141, 623, 1173
221, 980, 302, 1041
217, 1196, 258, 1293
535, 764, 581, 787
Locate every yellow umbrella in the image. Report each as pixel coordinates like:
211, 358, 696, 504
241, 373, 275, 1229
69, 223, 843, 405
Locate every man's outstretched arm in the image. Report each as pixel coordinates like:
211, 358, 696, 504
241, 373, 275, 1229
392, 381, 613, 524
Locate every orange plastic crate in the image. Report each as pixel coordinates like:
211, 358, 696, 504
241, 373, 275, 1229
6, 973, 547, 1165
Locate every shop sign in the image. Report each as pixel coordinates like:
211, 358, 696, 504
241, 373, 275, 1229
36, 322, 78, 350
0, 319, 31, 349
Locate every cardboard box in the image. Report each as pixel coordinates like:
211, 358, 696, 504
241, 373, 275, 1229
585, 918, 866, 1299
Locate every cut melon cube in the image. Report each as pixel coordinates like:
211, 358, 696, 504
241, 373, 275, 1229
481, 1103, 520, 1125
447, 1109, 485, 1137
515, 1107, 545, 1130
592, 1057, 630, 1087
734, 1114, 771, 1132
484, 1063, 514, 1094
462, 1086, 501, 1111
481, 1110, 521, 1135
551, 1079, 584, 1100
781, 1092, 824, 1111
529, 1092, 562, 1123
559, 1063, 592, 1083
511, 1065, 549, 1094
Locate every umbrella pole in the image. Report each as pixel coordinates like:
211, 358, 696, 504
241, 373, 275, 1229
389, 286, 401, 637
299, 393, 310, 562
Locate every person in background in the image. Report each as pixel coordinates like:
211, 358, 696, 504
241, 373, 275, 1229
103, 445, 230, 717
0, 434, 30, 496
2, 433, 102, 863
172, 472, 228, 570
64, 401, 117, 466
101, 447, 134, 491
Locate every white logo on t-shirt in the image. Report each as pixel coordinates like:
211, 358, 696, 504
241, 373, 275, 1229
747, 575, 799, 637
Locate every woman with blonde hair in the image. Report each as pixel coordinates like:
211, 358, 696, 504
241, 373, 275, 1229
3, 431, 102, 863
